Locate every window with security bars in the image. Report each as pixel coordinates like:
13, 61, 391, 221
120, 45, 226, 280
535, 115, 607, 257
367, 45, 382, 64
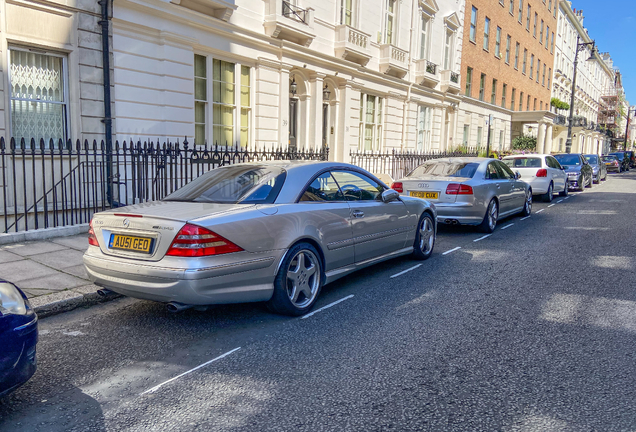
9, 48, 68, 145
359, 94, 383, 151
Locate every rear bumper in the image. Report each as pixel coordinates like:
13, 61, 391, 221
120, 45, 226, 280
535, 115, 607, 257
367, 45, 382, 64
83, 248, 283, 305
524, 178, 550, 195
434, 202, 484, 226
0, 314, 38, 397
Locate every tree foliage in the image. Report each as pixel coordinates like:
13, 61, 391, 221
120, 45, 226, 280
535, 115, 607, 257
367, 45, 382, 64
551, 97, 570, 111
511, 134, 537, 151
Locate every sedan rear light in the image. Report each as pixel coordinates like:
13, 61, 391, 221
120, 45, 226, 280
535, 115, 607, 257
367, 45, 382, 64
166, 223, 243, 257
614, 161, 619, 166
536, 169, 548, 177
88, 219, 99, 246
445, 183, 473, 195
391, 182, 403, 193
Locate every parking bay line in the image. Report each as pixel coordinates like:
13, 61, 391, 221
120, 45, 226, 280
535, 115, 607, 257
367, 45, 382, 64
520, 216, 531, 221
442, 247, 461, 255
536, 209, 545, 213
390, 264, 422, 278
473, 234, 491, 242
564, 197, 570, 200
501, 223, 514, 230
557, 199, 564, 203
141, 347, 242, 395
548, 204, 556, 208
300, 295, 354, 319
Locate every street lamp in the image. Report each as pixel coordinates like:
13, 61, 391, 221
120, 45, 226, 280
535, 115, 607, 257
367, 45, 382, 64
623, 106, 635, 150
565, 36, 597, 153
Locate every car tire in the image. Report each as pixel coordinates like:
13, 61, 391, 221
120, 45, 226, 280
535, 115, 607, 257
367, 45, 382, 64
542, 182, 553, 202
267, 242, 323, 316
559, 183, 569, 197
478, 199, 498, 233
521, 190, 532, 216
593, 175, 600, 184
578, 177, 585, 191
586, 174, 593, 188
412, 212, 435, 260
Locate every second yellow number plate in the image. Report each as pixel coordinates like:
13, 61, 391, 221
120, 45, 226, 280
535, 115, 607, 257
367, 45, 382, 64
109, 234, 153, 253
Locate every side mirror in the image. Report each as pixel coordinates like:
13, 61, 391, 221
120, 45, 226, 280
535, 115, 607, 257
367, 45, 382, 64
514, 171, 521, 180
381, 189, 400, 203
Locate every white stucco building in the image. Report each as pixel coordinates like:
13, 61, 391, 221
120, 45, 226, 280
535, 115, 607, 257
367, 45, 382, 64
0, 0, 113, 144
549, 2, 611, 155
110, 0, 469, 161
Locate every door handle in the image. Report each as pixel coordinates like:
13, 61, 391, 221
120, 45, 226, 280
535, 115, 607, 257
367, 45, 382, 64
352, 210, 365, 218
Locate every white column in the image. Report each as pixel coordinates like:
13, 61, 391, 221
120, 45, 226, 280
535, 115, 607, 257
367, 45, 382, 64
536, 122, 547, 154
544, 125, 553, 154
309, 75, 325, 150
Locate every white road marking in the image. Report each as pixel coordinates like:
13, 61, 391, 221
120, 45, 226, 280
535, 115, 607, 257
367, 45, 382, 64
520, 216, 531, 221
390, 264, 422, 278
300, 295, 355, 319
501, 223, 514, 230
141, 347, 241, 395
564, 197, 570, 200
548, 204, 556, 207
63, 331, 84, 337
442, 247, 461, 255
536, 209, 545, 213
557, 200, 564, 203
473, 234, 492, 242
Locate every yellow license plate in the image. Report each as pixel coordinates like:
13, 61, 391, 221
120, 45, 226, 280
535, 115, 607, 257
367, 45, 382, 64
410, 191, 439, 199
109, 234, 153, 253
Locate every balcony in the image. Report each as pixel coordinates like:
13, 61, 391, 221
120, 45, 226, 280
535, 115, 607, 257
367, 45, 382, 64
334, 25, 372, 66
554, 115, 567, 126
414, 60, 440, 88
264, 0, 315, 46
440, 70, 460, 94
379, 44, 408, 79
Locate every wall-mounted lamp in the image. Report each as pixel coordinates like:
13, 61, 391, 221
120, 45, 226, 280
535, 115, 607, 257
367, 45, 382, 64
323, 84, 331, 101
290, 77, 297, 96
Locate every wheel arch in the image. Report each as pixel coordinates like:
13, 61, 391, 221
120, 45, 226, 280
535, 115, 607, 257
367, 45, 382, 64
276, 237, 327, 280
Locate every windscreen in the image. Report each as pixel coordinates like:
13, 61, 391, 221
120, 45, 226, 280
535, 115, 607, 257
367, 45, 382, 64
610, 153, 624, 160
554, 154, 581, 166
585, 155, 599, 164
408, 161, 480, 178
163, 165, 286, 204
503, 157, 542, 168
601, 156, 617, 162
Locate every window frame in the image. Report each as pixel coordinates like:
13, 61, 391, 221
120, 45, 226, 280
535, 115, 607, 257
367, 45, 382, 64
495, 26, 502, 57
359, 93, 383, 151
340, 0, 354, 26
384, 0, 397, 45
511, 88, 516, 111
501, 84, 507, 108
416, 105, 432, 151
470, 6, 478, 43
505, 35, 511, 63
479, 73, 486, 101
8, 46, 71, 145
491, 78, 497, 105
483, 17, 491, 51
465, 66, 473, 97
514, 42, 520, 69
419, 11, 431, 60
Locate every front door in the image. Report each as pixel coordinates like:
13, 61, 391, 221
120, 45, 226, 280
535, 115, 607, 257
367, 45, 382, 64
322, 102, 329, 149
497, 160, 526, 212
486, 161, 513, 215
331, 170, 409, 264
289, 98, 298, 151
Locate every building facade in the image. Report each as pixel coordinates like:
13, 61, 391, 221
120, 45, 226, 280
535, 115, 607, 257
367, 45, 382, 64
549, 2, 608, 155
460, 0, 558, 155
0, 0, 113, 144
597, 53, 627, 151
110, 0, 470, 162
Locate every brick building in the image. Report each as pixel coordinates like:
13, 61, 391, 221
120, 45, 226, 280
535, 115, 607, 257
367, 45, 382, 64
459, 0, 558, 153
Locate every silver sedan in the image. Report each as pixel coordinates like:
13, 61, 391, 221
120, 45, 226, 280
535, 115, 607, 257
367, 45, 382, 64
84, 161, 436, 316
392, 157, 532, 233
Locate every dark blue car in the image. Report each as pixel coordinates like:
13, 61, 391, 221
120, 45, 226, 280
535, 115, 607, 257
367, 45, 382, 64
0, 281, 38, 397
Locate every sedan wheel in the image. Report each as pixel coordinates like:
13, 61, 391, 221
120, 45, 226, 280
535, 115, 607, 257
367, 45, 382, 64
542, 182, 553, 202
412, 213, 435, 260
267, 242, 322, 316
478, 199, 498, 233
559, 182, 569, 197
521, 190, 532, 216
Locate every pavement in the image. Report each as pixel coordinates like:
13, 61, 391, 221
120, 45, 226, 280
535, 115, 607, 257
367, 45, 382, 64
0, 234, 115, 316
1, 172, 635, 431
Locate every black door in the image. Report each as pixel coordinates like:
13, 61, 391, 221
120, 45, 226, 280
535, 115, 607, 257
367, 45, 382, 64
289, 98, 298, 151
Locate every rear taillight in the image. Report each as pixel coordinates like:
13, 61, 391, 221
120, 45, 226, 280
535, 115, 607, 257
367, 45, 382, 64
166, 223, 243, 257
391, 182, 403, 193
445, 183, 473, 195
614, 161, 619, 166
88, 219, 99, 246
536, 169, 548, 177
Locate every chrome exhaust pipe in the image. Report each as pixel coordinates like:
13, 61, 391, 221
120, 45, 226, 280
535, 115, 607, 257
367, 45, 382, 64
97, 288, 115, 297
166, 302, 193, 313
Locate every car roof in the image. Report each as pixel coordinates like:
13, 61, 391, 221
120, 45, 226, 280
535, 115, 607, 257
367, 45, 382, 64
502, 154, 548, 158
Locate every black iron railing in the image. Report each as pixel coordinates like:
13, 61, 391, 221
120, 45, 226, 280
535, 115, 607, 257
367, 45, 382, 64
282, 1, 307, 23
0, 137, 328, 233
450, 72, 459, 84
426, 61, 437, 75
350, 149, 478, 181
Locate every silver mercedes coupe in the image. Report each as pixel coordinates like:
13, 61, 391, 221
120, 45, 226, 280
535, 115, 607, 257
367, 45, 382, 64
83, 161, 436, 316
392, 157, 532, 233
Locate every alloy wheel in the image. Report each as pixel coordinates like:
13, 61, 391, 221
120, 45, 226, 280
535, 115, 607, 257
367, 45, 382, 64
525, 191, 532, 213
419, 217, 435, 253
488, 201, 498, 230
286, 250, 320, 308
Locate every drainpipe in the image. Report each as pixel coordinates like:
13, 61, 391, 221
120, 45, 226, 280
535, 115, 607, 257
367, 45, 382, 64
99, 0, 113, 206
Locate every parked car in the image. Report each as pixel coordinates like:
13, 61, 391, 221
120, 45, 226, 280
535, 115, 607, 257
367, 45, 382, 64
0, 281, 38, 397
553, 154, 594, 191
609, 152, 630, 172
602, 155, 621, 173
583, 154, 607, 184
84, 161, 436, 316
502, 154, 567, 202
392, 157, 531, 234
624, 150, 636, 168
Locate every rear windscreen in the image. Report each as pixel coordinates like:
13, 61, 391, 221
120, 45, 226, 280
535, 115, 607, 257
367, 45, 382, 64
408, 161, 480, 178
503, 158, 542, 168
